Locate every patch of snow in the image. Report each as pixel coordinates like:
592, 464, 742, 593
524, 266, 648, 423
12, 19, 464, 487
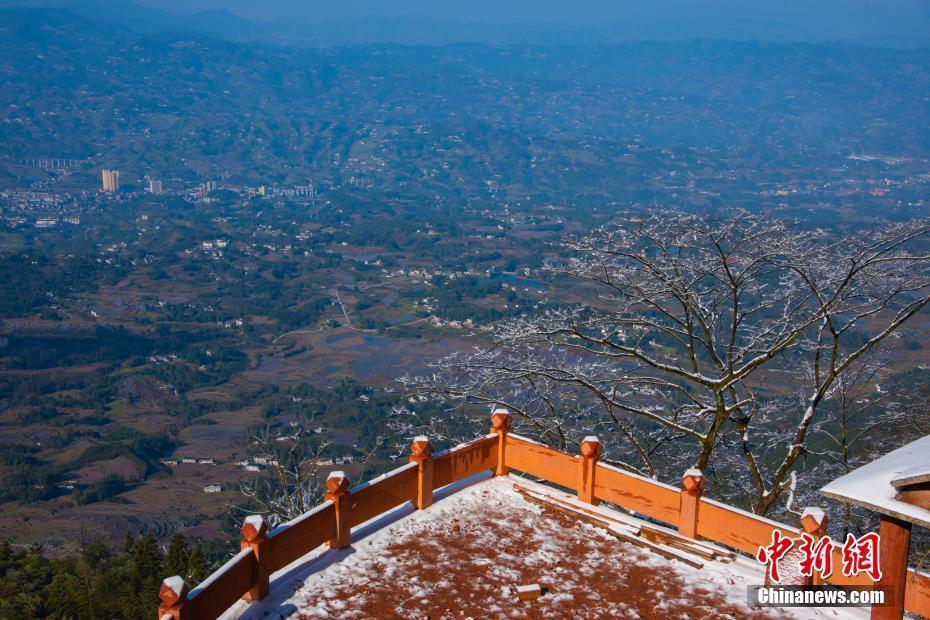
244, 515, 265, 531
801, 507, 826, 526
163, 575, 186, 596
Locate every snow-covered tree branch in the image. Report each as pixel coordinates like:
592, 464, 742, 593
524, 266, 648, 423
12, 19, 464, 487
403, 210, 930, 516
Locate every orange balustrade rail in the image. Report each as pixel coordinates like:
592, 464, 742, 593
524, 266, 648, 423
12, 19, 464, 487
158, 410, 930, 620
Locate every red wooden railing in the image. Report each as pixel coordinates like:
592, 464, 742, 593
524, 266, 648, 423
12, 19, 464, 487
158, 410, 930, 620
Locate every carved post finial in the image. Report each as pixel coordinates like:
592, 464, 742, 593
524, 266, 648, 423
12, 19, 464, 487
679, 468, 705, 539
578, 436, 601, 505
325, 470, 350, 499
580, 436, 602, 459
682, 468, 706, 496
410, 435, 433, 463
158, 576, 190, 620
490, 406, 513, 476
410, 436, 434, 510
241, 515, 268, 543
799, 507, 828, 538
490, 407, 513, 432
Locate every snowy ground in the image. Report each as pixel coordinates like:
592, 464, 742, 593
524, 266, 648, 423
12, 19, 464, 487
224, 474, 869, 619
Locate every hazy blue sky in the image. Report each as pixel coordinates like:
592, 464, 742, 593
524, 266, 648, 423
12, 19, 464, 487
123, 0, 930, 44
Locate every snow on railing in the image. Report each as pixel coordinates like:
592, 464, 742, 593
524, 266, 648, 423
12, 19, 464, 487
158, 409, 930, 620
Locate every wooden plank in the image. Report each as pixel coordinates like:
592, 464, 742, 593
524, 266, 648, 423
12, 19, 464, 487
639, 525, 731, 562
504, 436, 578, 490
605, 524, 705, 569
188, 549, 256, 620
515, 485, 704, 569
891, 468, 930, 489
432, 435, 498, 489
513, 480, 731, 562
268, 502, 337, 572
517, 487, 639, 536
348, 463, 418, 528
594, 462, 680, 526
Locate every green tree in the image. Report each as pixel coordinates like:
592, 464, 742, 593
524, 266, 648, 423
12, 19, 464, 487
163, 533, 189, 578
187, 544, 207, 584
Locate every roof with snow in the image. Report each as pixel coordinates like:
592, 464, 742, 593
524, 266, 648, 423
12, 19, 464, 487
224, 474, 865, 620
821, 434, 930, 529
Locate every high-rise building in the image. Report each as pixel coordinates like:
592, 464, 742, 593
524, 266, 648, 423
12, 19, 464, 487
101, 169, 120, 193
147, 179, 163, 194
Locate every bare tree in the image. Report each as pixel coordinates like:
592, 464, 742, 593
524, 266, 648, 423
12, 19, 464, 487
237, 425, 386, 526
785, 346, 910, 535
237, 426, 332, 526
404, 210, 930, 516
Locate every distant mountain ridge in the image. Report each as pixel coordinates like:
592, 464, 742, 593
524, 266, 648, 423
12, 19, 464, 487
0, 0, 616, 46
1, 0, 929, 48
2, 4, 929, 199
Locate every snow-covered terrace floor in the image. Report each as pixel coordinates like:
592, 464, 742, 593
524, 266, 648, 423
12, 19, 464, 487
225, 474, 867, 620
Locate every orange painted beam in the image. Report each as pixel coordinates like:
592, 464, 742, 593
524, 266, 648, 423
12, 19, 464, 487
595, 462, 680, 526
432, 435, 498, 489
186, 550, 256, 620
505, 435, 578, 490
268, 503, 337, 572
347, 464, 418, 528
872, 515, 912, 620
695, 498, 800, 556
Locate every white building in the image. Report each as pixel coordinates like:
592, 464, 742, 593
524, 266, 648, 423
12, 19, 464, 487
101, 169, 119, 192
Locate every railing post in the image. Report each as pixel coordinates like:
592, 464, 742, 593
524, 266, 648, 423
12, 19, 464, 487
799, 507, 828, 586
490, 407, 512, 476
679, 468, 705, 539
578, 436, 601, 505
410, 435, 434, 510
157, 576, 190, 620
325, 470, 351, 550
240, 515, 270, 602
872, 514, 912, 620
